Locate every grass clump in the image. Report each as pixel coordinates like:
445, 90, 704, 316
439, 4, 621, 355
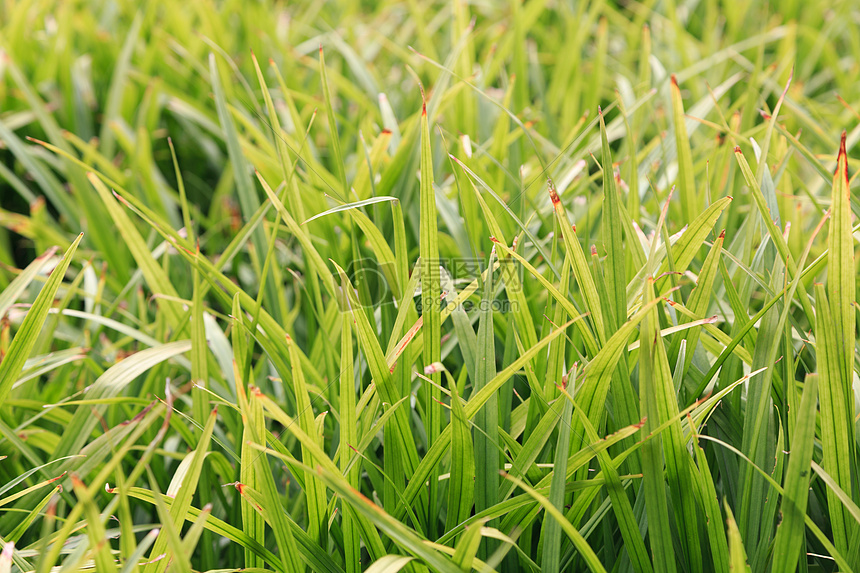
0, 0, 859, 572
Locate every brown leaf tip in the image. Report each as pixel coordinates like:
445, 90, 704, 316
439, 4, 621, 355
671, 74, 679, 88
548, 180, 561, 206
733, 146, 742, 153
590, 245, 598, 256
718, 229, 726, 239
838, 130, 848, 180
422, 101, 427, 116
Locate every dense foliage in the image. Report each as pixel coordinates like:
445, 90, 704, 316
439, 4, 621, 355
0, 0, 859, 571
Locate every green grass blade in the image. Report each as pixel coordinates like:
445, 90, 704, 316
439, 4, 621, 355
724, 502, 748, 572
0, 233, 82, 406
502, 472, 607, 573
284, 333, 328, 545
549, 181, 606, 345
539, 368, 575, 572
338, 281, 361, 573
814, 282, 855, 557
419, 97, 443, 538
473, 249, 499, 554
670, 75, 698, 223
145, 406, 217, 573
639, 279, 678, 573
319, 46, 348, 198
0, 246, 58, 327
209, 52, 281, 321
315, 466, 462, 573
599, 110, 626, 332
771, 373, 818, 572
70, 474, 119, 573
445, 379, 475, 534
98, 13, 142, 159
86, 173, 184, 327
827, 129, 858, 510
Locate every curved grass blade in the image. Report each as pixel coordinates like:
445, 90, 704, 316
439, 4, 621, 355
0, 233, 82, 407
501, 472, 607, 573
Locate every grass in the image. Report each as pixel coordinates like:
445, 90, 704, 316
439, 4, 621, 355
0, 0, 858, 571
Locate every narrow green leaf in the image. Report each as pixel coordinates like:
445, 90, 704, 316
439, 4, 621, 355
339, 281, 361, 573
771, 373, 818, 572
639, 279, 679, 573
87, 173, 184, 327
540, 367, 575, 572
319, 46, 348, 198
599, 109, 626, 332
70, 475, 118, 573
445, 380, 475, 534
98, 13, 142, 159
827, 130, 857, 513
419, 97, 443, 538
145, 406, 217, 573
0, 246, 58, 320
284, 333, 328, 545
0, 233, 82, 407
365, 556, 414, 573
670, 75, 698, 222
549, 180, 606, 345
724, 502, 748, 572
473, 249, 498, 546
502, 472, 607, 573
815, 282, 855, 556
315, 467, 462, 573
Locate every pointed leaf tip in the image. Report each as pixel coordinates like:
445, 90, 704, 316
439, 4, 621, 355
838, 130, 848, 168
548, 180, 561, 206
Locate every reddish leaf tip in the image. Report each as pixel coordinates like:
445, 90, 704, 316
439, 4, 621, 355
548, 180, 561, 206
838, 130, 848, 169
718, 229, 726, 239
